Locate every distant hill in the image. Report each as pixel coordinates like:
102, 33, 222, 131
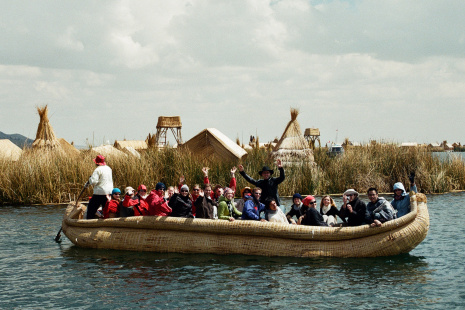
0, 131, 33, 148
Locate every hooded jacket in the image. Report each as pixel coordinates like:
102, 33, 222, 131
217, 195, 242, 220
390, 182, 417, 218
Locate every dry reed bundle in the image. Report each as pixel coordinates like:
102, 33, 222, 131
32, 105, 62, 150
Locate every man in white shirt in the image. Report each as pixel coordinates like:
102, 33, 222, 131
86, 155, 113, 219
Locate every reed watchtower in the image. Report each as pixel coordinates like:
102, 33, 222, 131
154, 116, 183, 146
304, 128, 321, 149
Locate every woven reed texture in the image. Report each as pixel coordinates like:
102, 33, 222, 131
63, 194, 429, 257
156, 116, 182, 128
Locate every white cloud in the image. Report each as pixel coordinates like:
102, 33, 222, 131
0, 0, 464, 146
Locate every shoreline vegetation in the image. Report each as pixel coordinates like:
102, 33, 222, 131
1, 143, 465, 205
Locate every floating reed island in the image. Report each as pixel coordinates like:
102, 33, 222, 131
1, 106, 465, 205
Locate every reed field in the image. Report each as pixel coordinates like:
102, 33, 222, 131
1, 144, 465, 205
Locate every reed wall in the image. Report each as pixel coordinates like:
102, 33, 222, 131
1, 144, 464, 204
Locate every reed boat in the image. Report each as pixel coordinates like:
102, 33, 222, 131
61, 193, 429, 258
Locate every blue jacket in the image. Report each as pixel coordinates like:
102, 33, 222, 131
241, 194, 265, 220
390, 182, 417, 218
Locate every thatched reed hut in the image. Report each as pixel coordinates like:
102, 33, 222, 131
90, 145, 127, 160
32, 105, 62, 150
182, 128, 247, 162
114, 140, 148, 151
0, 139, 22, 161
58, 138, 80, 157
272, 108, 315, 166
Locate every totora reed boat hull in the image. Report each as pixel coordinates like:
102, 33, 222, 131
62, 194, 429, 258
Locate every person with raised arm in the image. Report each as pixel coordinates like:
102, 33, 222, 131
202, 166, 237, 201
238, 159, 285, 206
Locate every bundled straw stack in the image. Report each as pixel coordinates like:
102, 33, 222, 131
272, 108, 315, 166
32, 105, 62, 150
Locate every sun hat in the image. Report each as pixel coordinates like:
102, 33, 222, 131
93, 155, 106, 166
240, 187, 252, 197
302, 195, 316, 206
112, 188, 121, 195
258, 166, 274, 176
124, 186, 135, 195
155, 182, 166, 190
343, 189, 359, 196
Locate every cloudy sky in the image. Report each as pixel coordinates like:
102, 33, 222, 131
1, 0, 464, 147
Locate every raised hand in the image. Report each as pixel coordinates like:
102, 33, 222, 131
238, 165, 244, 172
202, 167, 209, 177
179, 175, 185, 184
230, 166, 237, 176
276, 159, 282, 168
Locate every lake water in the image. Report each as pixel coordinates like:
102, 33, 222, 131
1, 194, 464, 309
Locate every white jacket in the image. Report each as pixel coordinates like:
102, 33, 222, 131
89, 165, 113, 195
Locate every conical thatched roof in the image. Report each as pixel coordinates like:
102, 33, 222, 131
58, 138, 80, 157
272, 108, 314, 165
32, 105, 61, 150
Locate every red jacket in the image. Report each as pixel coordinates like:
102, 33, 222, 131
103, 199, 119, 218
122, 195, 149, 216
146, 190, 172, 216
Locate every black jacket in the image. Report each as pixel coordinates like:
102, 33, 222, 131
239, 167, 285, 205
339, 196, 367, 226
169, 194, 193, 218
301, 207, 328, 226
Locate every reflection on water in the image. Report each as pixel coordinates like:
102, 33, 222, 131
57, 246, 433, 309
1, 195, 465, 308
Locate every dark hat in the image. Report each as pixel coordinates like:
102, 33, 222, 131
258, 166, 274, 176
155, 182, 166, 190
293, 193, 302, 200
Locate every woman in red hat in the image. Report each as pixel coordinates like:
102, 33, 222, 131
86, 155, 113, 219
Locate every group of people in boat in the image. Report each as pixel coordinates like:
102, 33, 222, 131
85, 155, 417, 227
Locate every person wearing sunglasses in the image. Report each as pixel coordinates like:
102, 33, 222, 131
102, 188, 121, 219
338, 189, 367, 226
241, 187, 266, 221
298, 195, 328, 226
169, 184, 193, 218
